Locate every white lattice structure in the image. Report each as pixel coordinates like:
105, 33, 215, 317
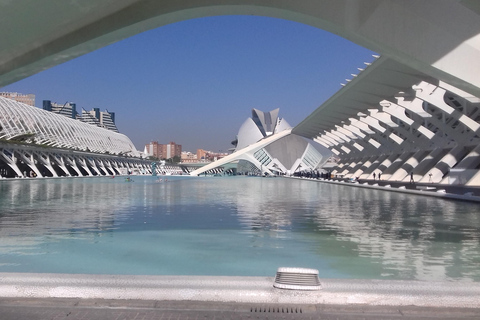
293, 56, 480, 186
0, 97, 139, 156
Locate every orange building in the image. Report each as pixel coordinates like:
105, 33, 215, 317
145, 141, 182, 159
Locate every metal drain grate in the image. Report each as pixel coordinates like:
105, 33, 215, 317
273, 267, 321, 290
251, 306, 303, 313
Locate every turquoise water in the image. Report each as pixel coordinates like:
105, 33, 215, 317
0, 176, 479, 281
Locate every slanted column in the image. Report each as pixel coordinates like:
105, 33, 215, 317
34, 151, 58, 177
349, 156, 373, 178
421, 146, 469, 183
16, 150, 42, 177
0, 148, 23, 177
75, 157, 93, 176
410, 148, 447, 181
454, 144, 480, 171
110, 160, 120, 175
357, 154, 389, 180
104, 159, 116, 175
64, 156, 84, 176
440, 144, 480, 186
389, 150, 430, 182
50, 154, 71, 176
338, 160, 358, 177
374, 153, 404, 181
86, 158, 102, 176
94, 158, 108, 175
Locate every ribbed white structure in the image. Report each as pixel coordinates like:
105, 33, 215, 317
0, 97, 139, 156
293, 56, 480, 186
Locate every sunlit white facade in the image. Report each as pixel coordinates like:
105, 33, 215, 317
0, 96, 139, 156
293, 56, 480, 186
190, 109, 323, 176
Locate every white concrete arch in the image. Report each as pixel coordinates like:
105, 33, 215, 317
1, 1, 480, 97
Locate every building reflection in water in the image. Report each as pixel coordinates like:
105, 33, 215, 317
0, 176, 479, 280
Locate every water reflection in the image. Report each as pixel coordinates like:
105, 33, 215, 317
0, 176, 479, 280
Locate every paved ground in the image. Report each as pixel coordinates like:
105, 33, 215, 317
1, 298, 480, 320
293, 176, 480, 202
2, 273, 480, 319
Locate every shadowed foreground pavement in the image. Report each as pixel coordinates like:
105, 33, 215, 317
1, 298, 480, 320
1, 273, 480, 319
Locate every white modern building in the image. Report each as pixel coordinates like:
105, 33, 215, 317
0, 97, 137, 155
0, 96, 148, 178
293, 56, 480, 186
190, 109, 323, 176
2, 2, 480, 185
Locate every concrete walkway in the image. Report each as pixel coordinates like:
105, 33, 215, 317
0, 273, 479, 319
289, 176, 480, 202
1, 297, 480, 320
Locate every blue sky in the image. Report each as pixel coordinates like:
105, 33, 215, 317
1, 15, 376, 152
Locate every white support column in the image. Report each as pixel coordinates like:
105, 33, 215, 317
0, 148, 23, 177
104, 159, 116, 175
50, 154, 71, 176
390, 150, 429, 182
16, 150, 42, 177
75, 157, 93, 176
420, 146, 469, 183
94, 158, 108, 175
64, 156, 83, 176
34, 152, 59, 177
357, 154, 389, 179
87, 158, 102, 176
373, 153, 401, 180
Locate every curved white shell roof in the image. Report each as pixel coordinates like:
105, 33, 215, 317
0, 97, 140, 156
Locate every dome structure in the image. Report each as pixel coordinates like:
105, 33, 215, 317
191, 108, 323, 176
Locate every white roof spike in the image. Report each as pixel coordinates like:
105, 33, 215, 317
351, 74, 357, 77
357, 68, 364, 71
372, 54, 380, 58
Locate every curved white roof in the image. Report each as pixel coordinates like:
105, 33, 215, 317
235, 118, 265, 151
0, 97, 140, 156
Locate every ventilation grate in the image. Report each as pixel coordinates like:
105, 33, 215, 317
251, 306, 303, 313
273, 267, 321, 290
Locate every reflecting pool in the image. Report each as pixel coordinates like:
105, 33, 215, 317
0, 176, 479, 281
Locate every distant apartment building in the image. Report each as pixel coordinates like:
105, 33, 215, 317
0, 92, 35, 106
145, 141, 182, 160
81, 108, 101, 126
81, 108, 118, 132
42, 100, 118, 133
43, 100, 77, 119
165, 141, 181, 159
145, 141, 162, 159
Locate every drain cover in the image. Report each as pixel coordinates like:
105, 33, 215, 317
273, 267, 321, 290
